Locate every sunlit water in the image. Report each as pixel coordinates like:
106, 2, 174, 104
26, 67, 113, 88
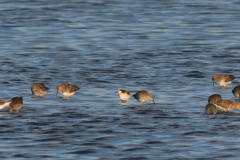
1, 0, 240, 159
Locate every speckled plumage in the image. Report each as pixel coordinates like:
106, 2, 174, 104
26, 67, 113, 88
117, 89, 130, 102
205, 103, 217, 116
56, 84, 80, 98
207, 94, 240, 111
232, 85, 240, 99
31, 83, 49, 97
212, 74, 235, 87
213, 99, 240, 112
8, 97, 23, 113
0, 100, 12, 111
208, 94, 222, 104
133, 91, 155, 104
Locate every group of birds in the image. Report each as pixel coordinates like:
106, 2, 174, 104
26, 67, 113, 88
206, 74, 240, 116
0, 97, 23, 113
31, 83, 81, 98
0, 83, 81, 113
0, 82, 155, 113
117, 89, 155, 105
4, 73, 238, 115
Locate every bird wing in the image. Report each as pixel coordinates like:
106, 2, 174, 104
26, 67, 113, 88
67, 84, 80, 92
216, 100, 236, 111
225, 75, 235, 82
39, 84, 49, 91
122, 90, 130, 95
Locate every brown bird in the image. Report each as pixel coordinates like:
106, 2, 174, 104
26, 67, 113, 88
212, 74, 235, 87
208, 94, 222, 104
117, 89, 131, 102
56, 84, 80, 98
133, 91, 155, 104
31, 83, 49, 97
213, 99, 240, 112
8, 97, 23, 113
205, 103, 217, 116
232, 85, 240, 99
0, 100, 12, 111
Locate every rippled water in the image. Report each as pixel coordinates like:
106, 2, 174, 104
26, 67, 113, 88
1, 0, 240, 159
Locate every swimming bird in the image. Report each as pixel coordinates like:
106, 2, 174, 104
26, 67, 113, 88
0, 100, 12, 111
31, 83, 49, 97
208, 94, 240, 111
205, 103, 217, 116
56, 84, 80, 98
208, 94, 222, 104
212, 74, 235, 87
232, 85, 240, 99
213, 99, 240, 112
117, 89, 130, 102
133, 91, 155, 104
7, 97, 23, 113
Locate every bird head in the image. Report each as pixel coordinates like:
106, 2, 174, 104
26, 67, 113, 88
150, 94, 155, 104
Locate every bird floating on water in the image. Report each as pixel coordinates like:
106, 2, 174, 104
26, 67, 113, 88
117, 89, 130, 104
56, 84, 80, 98
205, 103, 217, 117
31, 83, 49, 97
212, 74, 235, 87
213, 99, 240, 112
208, 94, 240, 112
8, 97, 23, 113
133, 90, 155, 105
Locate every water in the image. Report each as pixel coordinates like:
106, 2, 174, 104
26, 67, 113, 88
1, 0, 240, 159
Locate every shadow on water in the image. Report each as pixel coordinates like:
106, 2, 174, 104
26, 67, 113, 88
217, 110, 237, 114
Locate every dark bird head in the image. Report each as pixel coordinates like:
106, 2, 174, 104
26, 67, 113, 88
150, 94, 155, 104
212, 76, 216, 86
133, 94, 136, 98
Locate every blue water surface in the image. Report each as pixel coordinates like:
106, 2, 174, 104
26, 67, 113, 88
0, 0, 240, 159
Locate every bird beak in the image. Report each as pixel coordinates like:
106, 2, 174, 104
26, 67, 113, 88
153, 100, 155, 104
213, 81, 214, 86
56, 91, 58, 95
